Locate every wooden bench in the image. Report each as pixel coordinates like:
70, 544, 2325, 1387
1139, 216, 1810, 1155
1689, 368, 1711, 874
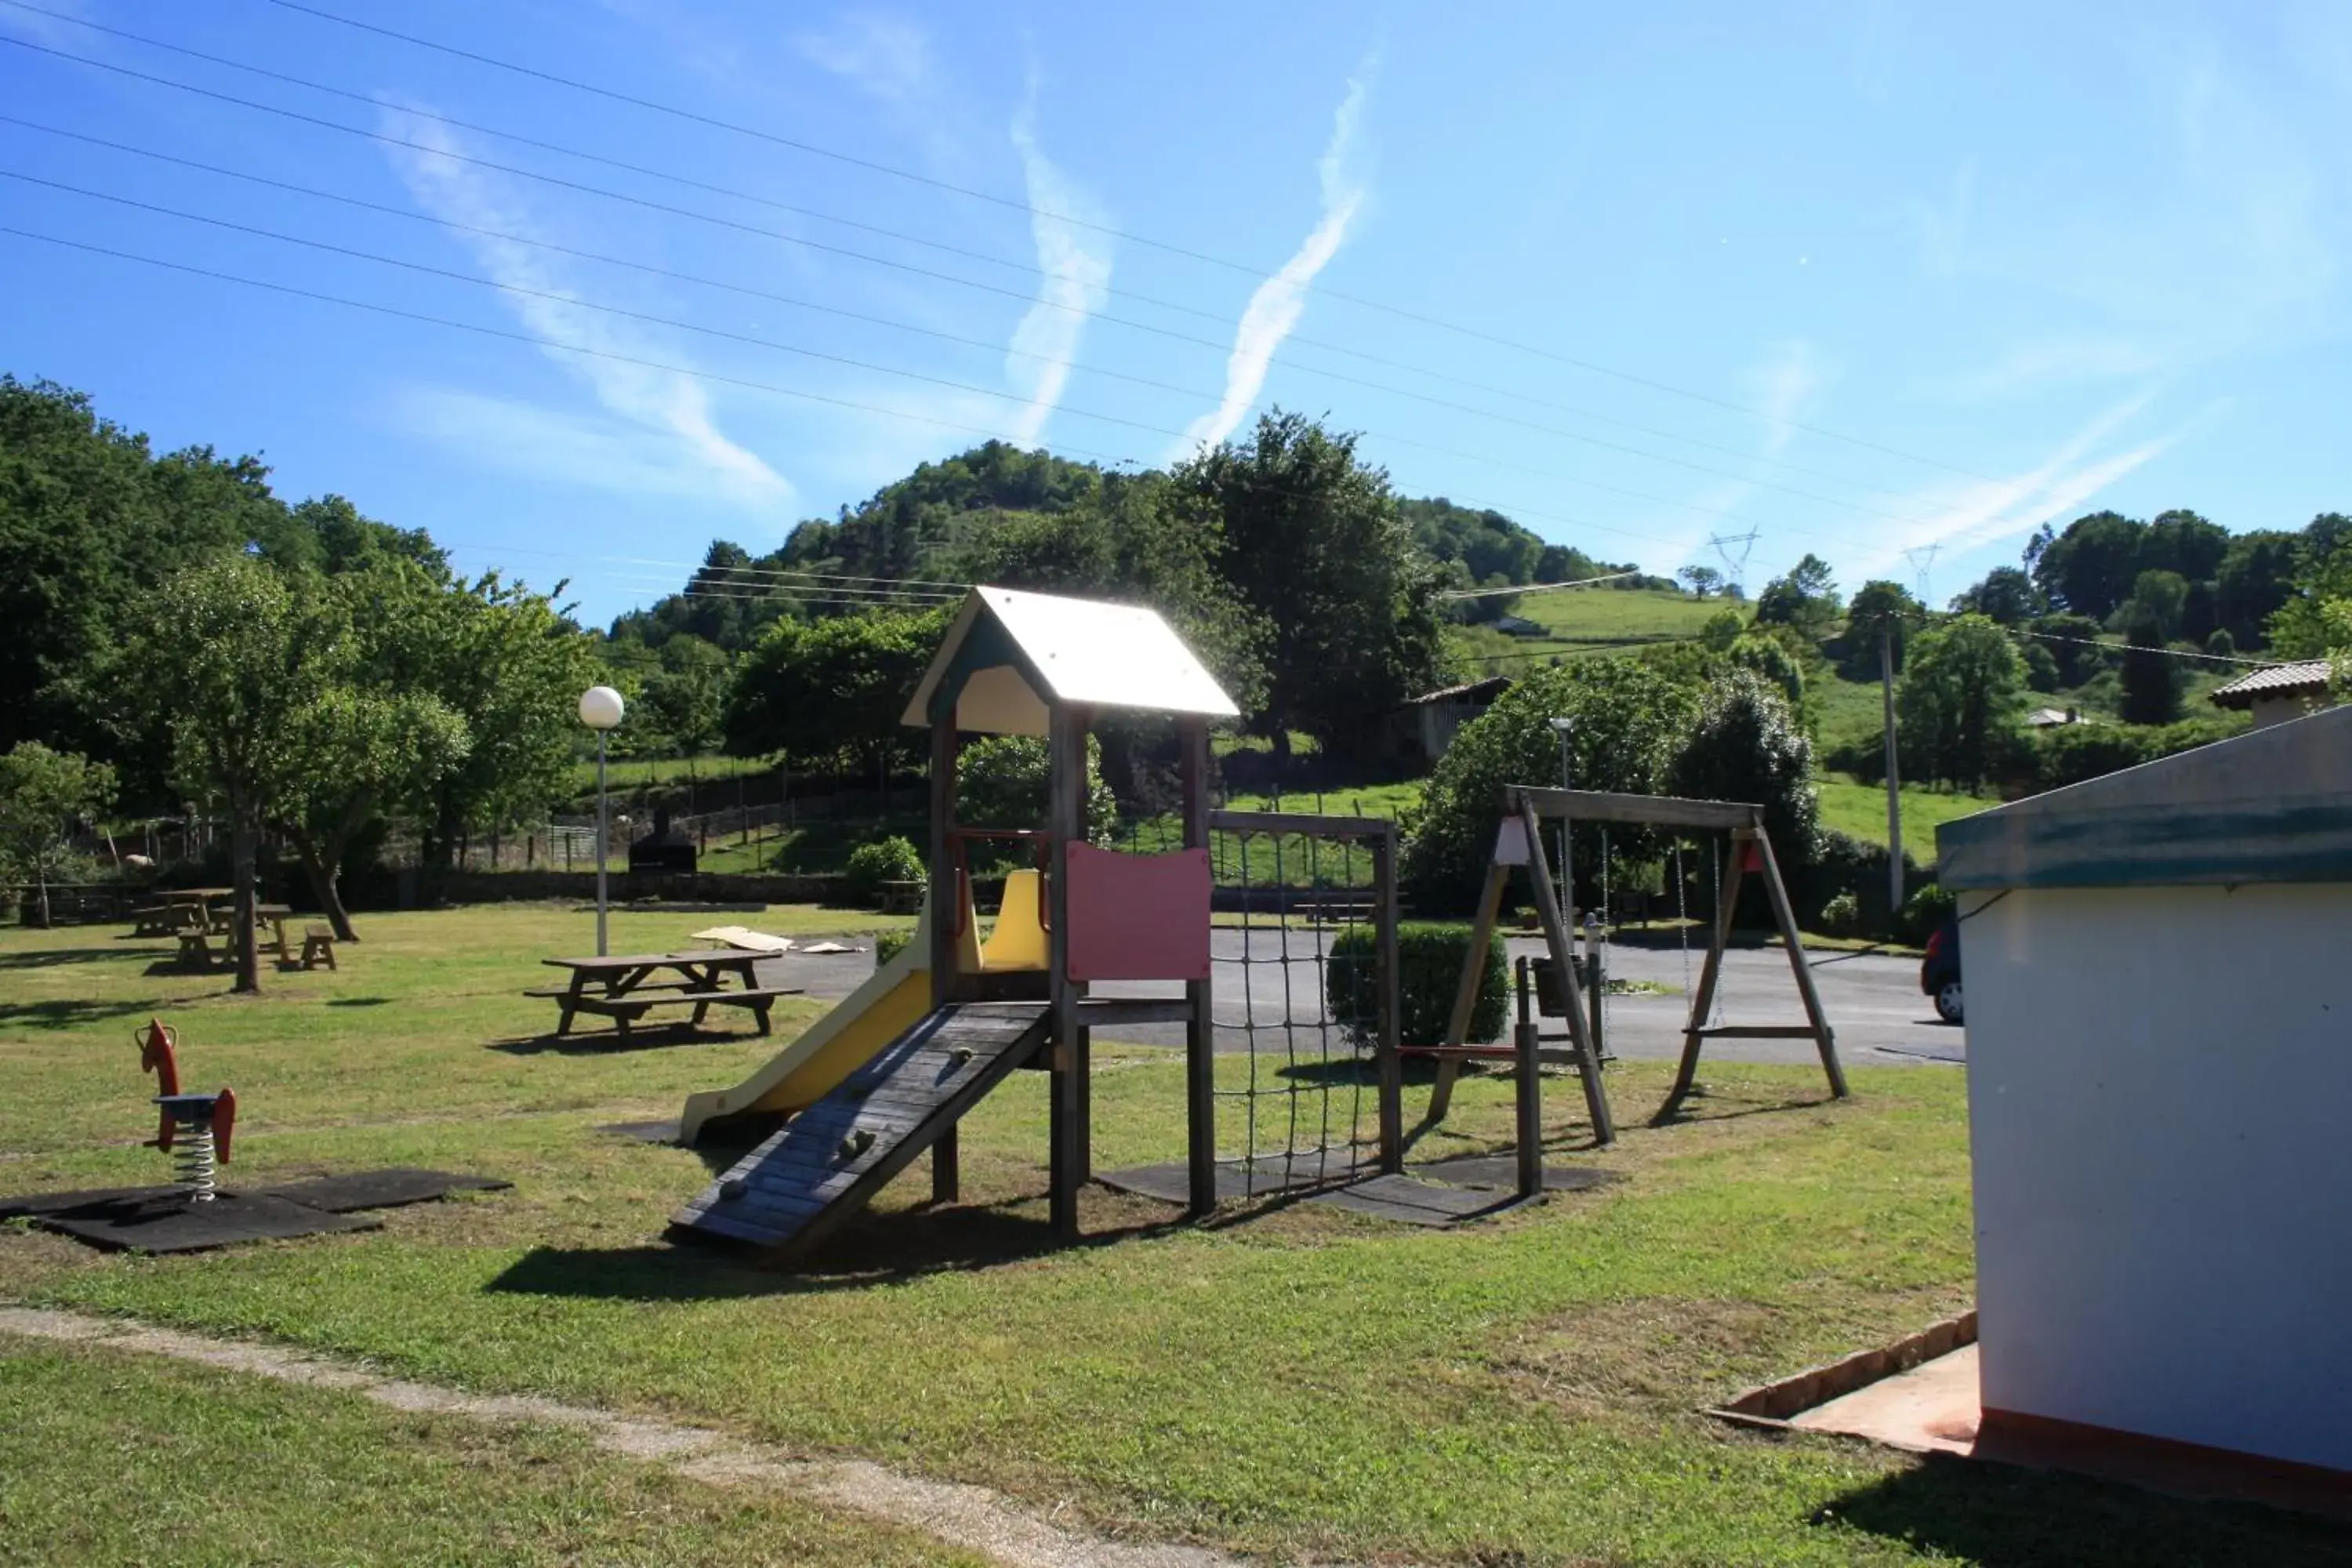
877, 879, 924, 914
538, 985, 802, 1041
175, 928, 220, 970
297, 924, 338, 970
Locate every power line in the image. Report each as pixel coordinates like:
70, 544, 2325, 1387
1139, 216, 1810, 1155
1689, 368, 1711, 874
0, 68, 1949, 528
251, 0, 2003, 482
1438, 571, 1641, 601
0, 169, 1933, 546
0, 216, 1883, 557
2007, 626, 2274, 667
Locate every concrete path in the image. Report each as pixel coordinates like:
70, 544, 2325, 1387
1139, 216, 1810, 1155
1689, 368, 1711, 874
757, 931, 1966, 1067
0, 1305, 1251, 1568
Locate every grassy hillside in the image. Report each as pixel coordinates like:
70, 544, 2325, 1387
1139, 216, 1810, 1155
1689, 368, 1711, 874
1450, 587, 1733, 673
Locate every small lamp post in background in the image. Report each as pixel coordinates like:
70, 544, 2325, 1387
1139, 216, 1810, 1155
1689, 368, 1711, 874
578, 684, 626, 956
1548, 716, 1574, 922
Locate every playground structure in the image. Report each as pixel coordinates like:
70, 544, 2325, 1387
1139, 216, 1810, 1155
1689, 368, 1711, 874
673, 587, 1408, 1255
1422, 786, 1846, 1136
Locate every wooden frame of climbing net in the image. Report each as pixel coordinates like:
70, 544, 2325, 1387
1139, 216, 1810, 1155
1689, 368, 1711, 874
1433, 786, 1849, 1132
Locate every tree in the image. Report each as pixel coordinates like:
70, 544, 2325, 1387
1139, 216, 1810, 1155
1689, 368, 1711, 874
2270, 532, 2352, 663
397, 575, 602, 870
125, 557, 328, 992
1897, 614, 2026, 788
2117, 619, 2183, 724
2212, 531, 2301, 648
1844, 579, 1923, 673
1698, 606, 1746, 653
1726, 632, 1806, 713
1176, 412, 1446, 758
2032, 510, 2145, 620
1678, 564, 1725, 598
0, 742, 115, 927
1951, 566, 2043, 626
272, 684, 470, 939
637, 637, 731, 758
1667, 671, 1820, 861
953, 735, 1115, 848
1401, 658, 1702, 911
724, 605, 952, 780
2119, 569, 2190, 641
1753, 553, 1842, 642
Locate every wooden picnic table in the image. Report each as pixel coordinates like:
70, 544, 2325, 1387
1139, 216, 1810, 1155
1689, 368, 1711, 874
132, 887, 234, 937
532, 949, 802, 1040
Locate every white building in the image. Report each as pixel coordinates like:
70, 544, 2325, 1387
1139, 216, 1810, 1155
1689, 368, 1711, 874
1937, 706, 2352, 1484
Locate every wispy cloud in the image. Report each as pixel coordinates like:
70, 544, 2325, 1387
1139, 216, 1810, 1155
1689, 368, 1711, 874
1175, 63, 1374, 456
1848, 390, 2183, 576
1004, 93, 1112, 447
382, 110, 790, 509
795, 12, 936, 107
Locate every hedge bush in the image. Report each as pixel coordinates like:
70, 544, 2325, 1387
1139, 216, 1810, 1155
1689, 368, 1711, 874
843, 836, 924, 904
1327, 920, 1508, 1049
874, 928, 911, 965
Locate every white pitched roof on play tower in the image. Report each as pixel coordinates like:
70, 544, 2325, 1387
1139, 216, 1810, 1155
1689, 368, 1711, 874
902, 586, 1240, 735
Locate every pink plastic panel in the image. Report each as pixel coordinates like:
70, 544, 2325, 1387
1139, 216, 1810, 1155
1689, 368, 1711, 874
1063, 843, 1211, 982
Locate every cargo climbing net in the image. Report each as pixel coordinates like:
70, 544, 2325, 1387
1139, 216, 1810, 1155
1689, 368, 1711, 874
1117, 807, 1398, 1198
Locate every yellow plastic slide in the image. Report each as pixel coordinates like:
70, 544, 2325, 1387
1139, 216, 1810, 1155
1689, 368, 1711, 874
676, 872, 1047, 1145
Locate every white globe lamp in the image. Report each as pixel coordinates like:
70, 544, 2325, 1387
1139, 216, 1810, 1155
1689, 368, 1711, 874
580, 685, 626, 953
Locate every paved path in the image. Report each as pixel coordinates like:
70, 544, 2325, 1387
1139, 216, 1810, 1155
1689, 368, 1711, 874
757, 931, 1965, 1067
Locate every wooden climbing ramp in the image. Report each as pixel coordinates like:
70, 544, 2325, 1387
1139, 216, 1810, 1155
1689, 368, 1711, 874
670, 1002, 1050, 1257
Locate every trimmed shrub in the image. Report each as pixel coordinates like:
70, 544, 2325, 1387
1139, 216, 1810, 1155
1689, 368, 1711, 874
1896, 884, 1957, 945
844, 836, 924, 905
1818, 891, 1860, 937
1328, 920, 1508, 1048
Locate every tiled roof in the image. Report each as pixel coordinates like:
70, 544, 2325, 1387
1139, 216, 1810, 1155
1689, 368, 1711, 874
1404, 675, 1514, 706
2208, 659, 2335, 709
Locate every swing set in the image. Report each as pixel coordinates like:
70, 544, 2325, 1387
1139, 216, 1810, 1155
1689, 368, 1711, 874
1421, 786, 1849, 1136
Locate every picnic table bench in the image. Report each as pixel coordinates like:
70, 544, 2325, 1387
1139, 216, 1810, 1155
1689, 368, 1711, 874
174, 903, 296, 969
532, 949, 802, 1041
134, 888, 233, 938
877, 879, 925, 914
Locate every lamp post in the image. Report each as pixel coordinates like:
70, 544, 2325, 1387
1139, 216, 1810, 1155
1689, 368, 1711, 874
1548, 716, 1574, 921
578, 685, 626, 956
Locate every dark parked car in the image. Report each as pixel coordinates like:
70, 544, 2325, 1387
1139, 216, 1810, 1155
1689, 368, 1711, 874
1921, 917, 1962, 1024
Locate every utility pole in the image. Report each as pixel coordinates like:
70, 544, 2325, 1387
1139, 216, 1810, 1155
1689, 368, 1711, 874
1881, 623, 1904, 916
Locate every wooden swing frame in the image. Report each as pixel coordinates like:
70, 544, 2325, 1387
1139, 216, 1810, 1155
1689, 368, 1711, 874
1428, 786, 1848, 1132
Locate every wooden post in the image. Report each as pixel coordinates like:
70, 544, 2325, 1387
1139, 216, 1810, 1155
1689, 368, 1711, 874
1430, 857, 1509, 1120
1514, 956, 1541, 1199
1661, 830, 1748, 1118
927, 701, 959, 1010
1047, 703, 1086, 1241
932, 1124, 959, 1205
1754, 828, 1849, 1099
1373, 820, 1403, 1175
1179, 716, 1218, 1214
1515, 793, 1613, 1146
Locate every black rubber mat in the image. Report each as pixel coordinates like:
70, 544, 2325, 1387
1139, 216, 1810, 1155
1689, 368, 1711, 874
1094, 1155, 1367, 1205
35, 1191, 382, 1254
259, 1168, 511, 1213
1305, 1174, 1527, 1228
1410, 1156, 1624, 1194
0, 1184, 181, 1221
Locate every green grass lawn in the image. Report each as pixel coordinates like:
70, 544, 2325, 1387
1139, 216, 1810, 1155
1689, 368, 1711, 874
1452, 586, 1732, 673
3, 910, 2337, 1565
1815, 775, 1998, 857
0, 1341, 978, 1566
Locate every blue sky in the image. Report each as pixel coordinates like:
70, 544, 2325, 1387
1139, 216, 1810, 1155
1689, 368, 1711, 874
3, 0, 2347, 626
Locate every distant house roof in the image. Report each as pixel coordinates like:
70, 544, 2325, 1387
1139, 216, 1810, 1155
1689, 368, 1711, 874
1937, 705, 2352, 891
1494, 615, 1546, 637
899, 586, 1240, 736
2024, 707, 2086, 728
2209, 659, 2335, 710
1403, 675, 1513, 708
